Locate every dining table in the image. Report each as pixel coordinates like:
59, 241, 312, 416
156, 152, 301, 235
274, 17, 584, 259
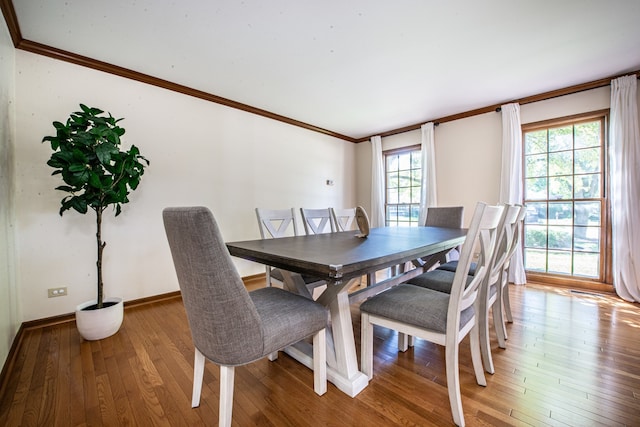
226, 225, 467, 397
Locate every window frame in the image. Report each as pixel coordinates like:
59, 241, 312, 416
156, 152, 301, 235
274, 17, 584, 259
383, 144, 422, 227
522, 110, 613, 291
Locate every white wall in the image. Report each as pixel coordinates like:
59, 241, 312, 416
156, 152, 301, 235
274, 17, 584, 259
355, 85, 620, 227
520, 86, 611, 124
433, 112, 502, 221
14, 51, 356, 321
0, 18, 19, 367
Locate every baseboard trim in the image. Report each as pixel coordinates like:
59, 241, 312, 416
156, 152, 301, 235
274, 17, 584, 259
19, 290, 183, 331
0, 322, 25, 404
243, 272, 267, 288
0, 274, 265, 402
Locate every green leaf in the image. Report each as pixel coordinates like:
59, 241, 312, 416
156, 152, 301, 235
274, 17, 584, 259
80, 104, 103, 116
68, 164, 86, 173
71, 197, 88, 214
55, 185, 75, 192
73, 169, 90, 185
101, 175, 114, 187
95, 142, 116, 164
88, 173, 102, 188
129, 176, 140, 190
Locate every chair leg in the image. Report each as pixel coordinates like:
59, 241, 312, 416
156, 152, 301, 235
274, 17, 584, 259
470, 322, 487, 387
503, 282, 513, 324
445, 341, 465, 427
479, 301, 495, 375
192, 348, 205, 408
360, 313, 374, 380
219, 365, 235, 427
398, 333, 409, 352
398, 333, 415, 350
268, 351, 279, 361
494, 298, 507, 349
313, 329, 327, 395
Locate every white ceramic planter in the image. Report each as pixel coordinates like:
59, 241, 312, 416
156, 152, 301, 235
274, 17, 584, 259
75, 297, 124, 340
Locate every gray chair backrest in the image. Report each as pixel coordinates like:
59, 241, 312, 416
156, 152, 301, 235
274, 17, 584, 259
425, 206, 465, 261
425, 206, 465, 228
163, 207, 264, 365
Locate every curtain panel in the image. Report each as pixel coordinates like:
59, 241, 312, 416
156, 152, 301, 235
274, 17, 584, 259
500, 103, 526, 285
418, 122, 437, 225
609, 75, 640, 302
370, 135, 385, 228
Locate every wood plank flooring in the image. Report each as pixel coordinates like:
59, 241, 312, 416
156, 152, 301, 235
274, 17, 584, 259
1, 283, 639, 426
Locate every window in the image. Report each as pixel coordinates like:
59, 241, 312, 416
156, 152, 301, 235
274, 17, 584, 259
384, 146, 421, 227
522, 112, 611, 285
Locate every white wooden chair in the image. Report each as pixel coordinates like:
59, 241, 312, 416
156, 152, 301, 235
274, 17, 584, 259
410, 204, 517, 374
330, 207, 357, 231
255, 207, 298, 288
300, 208, 336, 234
255, 208, 326, 297
495, 204, 526, 344
331, 207, 379, 287
477, 204, 521, 373
360, 202, 504, 427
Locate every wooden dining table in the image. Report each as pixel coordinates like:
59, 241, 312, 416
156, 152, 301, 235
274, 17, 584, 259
226, 226, 467, 397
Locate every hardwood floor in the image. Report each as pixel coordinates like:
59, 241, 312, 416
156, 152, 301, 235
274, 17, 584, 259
1, 283, 639, 426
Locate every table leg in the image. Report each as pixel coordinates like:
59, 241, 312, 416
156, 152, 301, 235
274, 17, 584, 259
316, 279, 369, 397
280, 271, 368, 397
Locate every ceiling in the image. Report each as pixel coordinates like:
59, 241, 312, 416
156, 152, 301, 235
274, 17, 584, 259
7, 0, 640, 141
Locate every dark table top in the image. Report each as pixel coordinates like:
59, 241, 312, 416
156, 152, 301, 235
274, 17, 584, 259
227, 226, 467, 282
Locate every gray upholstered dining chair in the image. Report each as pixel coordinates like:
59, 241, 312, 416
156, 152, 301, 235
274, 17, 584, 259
163, 207, 328, 427
255, 207, 326, 297
424, 206, 465, 266
360, 202, 504, 427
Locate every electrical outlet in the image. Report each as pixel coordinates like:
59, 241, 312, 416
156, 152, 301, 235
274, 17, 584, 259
48, 287, 67, 298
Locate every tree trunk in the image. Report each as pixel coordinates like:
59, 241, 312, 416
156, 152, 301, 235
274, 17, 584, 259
96, 208, 106, 309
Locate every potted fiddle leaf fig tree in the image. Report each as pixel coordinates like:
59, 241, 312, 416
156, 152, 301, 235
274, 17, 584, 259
43, 104, 149, 340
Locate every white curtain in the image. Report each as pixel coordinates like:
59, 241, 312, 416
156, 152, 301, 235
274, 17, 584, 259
370, 135, 385, 228
610, 75, 640, 302
418, 122, 437, 225
500, 103, 527, 285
